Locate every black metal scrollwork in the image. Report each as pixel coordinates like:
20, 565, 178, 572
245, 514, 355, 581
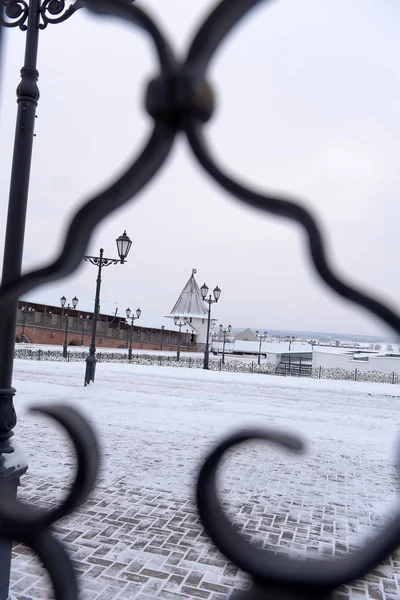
1, 0, 83, 29
0, 0, 399, 598
38, 0, 83, 29
0, 405, 100, 600
84, 255, 120, 267
1, 0, 30, 30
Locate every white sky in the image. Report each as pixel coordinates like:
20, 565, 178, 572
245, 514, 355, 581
0, 0, 399, 336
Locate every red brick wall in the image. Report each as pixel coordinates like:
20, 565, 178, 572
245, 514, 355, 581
16, 326, 196, 352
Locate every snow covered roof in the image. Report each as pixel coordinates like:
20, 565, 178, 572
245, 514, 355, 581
312, 346, 372, 355
138, 314, 197, 334
169, 269, 208, 319
218, 341, 313, 354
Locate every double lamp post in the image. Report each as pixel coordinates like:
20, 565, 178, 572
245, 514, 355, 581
200, 282, 221, 370
126, 307, 141, 361
60, 295, 78, 358
20, 304, 35, 342
174, 316, 187, 361
219, 323, 231, 365
255, 330, 267, 365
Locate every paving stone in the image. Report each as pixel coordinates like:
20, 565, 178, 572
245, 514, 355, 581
9, 441, 400, 600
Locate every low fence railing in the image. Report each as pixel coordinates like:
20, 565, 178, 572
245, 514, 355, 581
13, 348, 400, 384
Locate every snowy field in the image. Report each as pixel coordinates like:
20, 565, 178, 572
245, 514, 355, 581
9, 360, 400, 600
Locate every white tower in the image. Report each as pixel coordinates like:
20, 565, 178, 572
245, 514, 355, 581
167, 269, 212, 349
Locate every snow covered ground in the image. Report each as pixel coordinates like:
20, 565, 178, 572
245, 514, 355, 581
9, 360, 400, 599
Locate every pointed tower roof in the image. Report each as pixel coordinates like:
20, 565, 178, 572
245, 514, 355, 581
169, 269, 208, 319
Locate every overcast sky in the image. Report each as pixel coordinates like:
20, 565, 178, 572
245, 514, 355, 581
0, 0, 399, 336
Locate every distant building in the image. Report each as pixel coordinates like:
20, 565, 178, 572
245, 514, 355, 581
15, 300, 197, 352
234, 328, 257, 342
167, 269, 214, 349
312, 346, 400, 375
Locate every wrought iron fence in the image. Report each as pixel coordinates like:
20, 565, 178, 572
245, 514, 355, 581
14, 348, 400, 384
2, 0, 400, 599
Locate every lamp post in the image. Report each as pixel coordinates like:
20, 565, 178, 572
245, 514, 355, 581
80, 315, 89, 346
174, 317, 187, 361
0, 3, 86, 595
287, 336, 295, 351
84, 231, 132, 385
186, 328, 190, 352
61, 296, 78, 358
255, 330, 267, 366
160, 325, 165, 351
211, 332, 218, 354
200, 282, 221, 370
219, 324, 232, 365
126, 307, 141, 361
20, 304, 34, 342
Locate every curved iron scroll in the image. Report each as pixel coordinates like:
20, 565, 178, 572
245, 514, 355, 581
0, 405, 100, 599
1, 0, 83, 29
1, 0, 399, 598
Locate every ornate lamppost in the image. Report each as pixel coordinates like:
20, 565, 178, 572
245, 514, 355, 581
126, 307, 141, 361
79, 314, 89, 346
211, 332, 218, 354
200, 282, 221, 370
160, 325, 165, 351
0, 4, 85, 589
287, 335, 295, 351
219, 324, 231, 365
60, 296, 78, 358
256, 330, 267, 366
185, 328, 190, 352
174, 317, 187, 361
84, 232, 132, 386
20, 303, 34, 342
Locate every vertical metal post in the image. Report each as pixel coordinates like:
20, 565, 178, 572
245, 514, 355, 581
258, 337, 262, 366
0, 0, 41, 594
63, 313, 68, 358
21, 306, 27, 341
177, 324, 182, 361
222, 331, 226, 365
203, 300, 212, 370
160, 327, 164, 351
85, 249, 103, 385
128, 319, 133, 361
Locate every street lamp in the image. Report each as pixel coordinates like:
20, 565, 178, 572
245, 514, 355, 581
200, 282, 221, 370
186, 328, 190, 352
219, 324, 232, 365
287, 335, 295, 351
255, 330, 267, 366
160, 325, 165, 351
80, 315, 90, 346
0, 2, 85, 582
126, 307, 141, 361
20, 304, 34, 342
84, 232, 132, 385
211, 332, 218, 354
61, 296, 79, 358
174, 317, 187, 362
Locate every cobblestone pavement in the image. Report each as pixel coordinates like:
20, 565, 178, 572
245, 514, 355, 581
9, 362, 400, 599
10, 448, 400, 600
